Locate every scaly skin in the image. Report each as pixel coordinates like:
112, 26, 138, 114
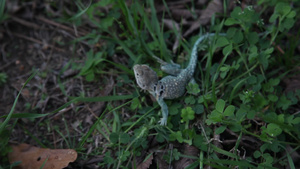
134, 33, 217, 125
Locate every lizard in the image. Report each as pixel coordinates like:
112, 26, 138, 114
133, 33, 217, 125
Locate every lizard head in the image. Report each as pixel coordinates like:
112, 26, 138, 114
133, 64, 158, 92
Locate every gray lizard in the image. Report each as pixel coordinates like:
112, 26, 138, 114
133, 33, 217, 125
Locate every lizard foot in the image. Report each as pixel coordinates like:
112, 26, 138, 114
158, 117, 167, 126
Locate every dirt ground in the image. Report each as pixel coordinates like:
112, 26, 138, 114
1, 1, 300, 168
0, 2, 124, 167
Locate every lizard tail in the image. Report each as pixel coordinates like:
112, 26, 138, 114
186, 33, 215, 76
186, 33, 226, 76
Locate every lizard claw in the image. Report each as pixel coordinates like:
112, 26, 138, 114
158, 117, 167, 126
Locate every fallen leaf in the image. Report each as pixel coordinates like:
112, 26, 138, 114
136, 154, 153, 169
183, 0, 223, 37
174, 144, 199, 169
8, 143, 77, 169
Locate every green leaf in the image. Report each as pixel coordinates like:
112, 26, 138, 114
206, 110, 222, 125
224, 105, 235, 116
236, 108, 246, 122
258, 53, 269, 70
253, 151, 261, 158
220, 71, 228, 79
169, 103, 182, 115
248, 46, 258, 62
247, 110, 255, 119
220, 66, 229, 72
286, 11, 296, 18
193, 104, 204, 115
130, 97, 141, 110
269, 13, 279, 23
109, 132, 118, 144
247, 75, 257, 84
170, 131, 183, 143
226, 27, 237, 38
156, 132, 165, 143
216, 37, 229, 48
215, 126, 226, 134
120, 132, 130, 144
186, 83, 200, 95
181, 107, 195, 122
247, 32, 259, 45
193, 135, 207, 151
216, 99, 225, 113
269, 78, 280, 86
232, 30, 243, 44
277, 95, 292, 110
291, 117, 300, 125
104, 151, 114, 164
260, 143, 269, 153
277, 114, 285, 123
222, 43, 232, 55
268, 94, 278, 102
253, 94, 268, 109
224, 18, 240, 26
283, 18, 295, 30
266, 123, 282, 137
185, 96, 196, 105
275, 3, 291, 16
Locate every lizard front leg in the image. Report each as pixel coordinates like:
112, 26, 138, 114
157, 97, 168, 126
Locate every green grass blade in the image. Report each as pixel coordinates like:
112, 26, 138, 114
148, 0, 169, 61
117, 0, 137, 36
210, 144, 238, 159
104, 59, 133, 74
21, 125, 46, 148
68, 0, 91, 21
55, 127, 70, 148
77, 100, 132, 148
286, 151, 296, 169
112, 34, 137, 61
208, 159, 255, 168
0, 113, 50, 119
0, 70, 38, 134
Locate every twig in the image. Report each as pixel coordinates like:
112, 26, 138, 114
4, 30, 65, 52
35, 16, 87, 36
11, 16, 41, 29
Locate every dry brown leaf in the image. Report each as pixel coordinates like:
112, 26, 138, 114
8, 143, 77, 169
136, 154, 153, 169
174, 144, 199, 169
184, 0, 223, 37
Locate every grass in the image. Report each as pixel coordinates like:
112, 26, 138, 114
0, 0, 300, 168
